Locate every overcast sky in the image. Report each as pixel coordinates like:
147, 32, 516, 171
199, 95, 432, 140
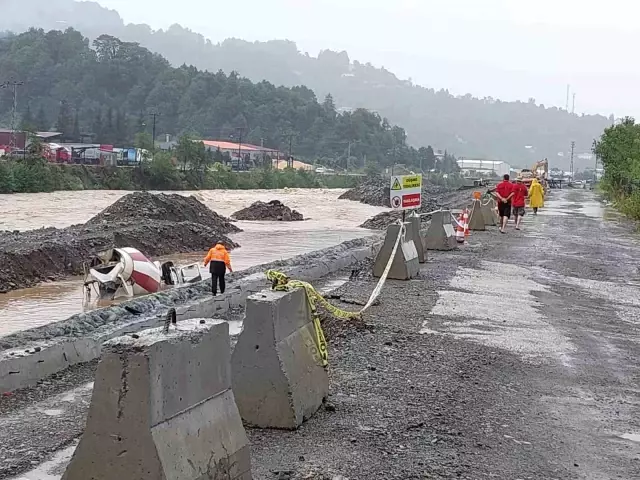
96, 0, 637, 117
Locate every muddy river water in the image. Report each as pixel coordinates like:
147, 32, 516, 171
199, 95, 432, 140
0, 189, 387, 337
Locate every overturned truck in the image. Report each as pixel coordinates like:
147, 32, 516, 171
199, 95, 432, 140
85, 247, 202, 300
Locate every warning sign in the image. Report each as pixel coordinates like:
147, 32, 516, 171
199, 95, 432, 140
402, 175, 421, 189
389, 174, 422, 211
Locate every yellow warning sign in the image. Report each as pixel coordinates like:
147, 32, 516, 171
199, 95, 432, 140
402, 175, 422, 189
391, 178, 402, 190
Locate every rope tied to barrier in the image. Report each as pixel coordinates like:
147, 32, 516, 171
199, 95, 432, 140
418, 208, 443, 217
450, 212, 465, 229
264, 220, 406, 367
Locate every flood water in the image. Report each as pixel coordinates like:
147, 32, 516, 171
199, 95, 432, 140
0, 189, 386, 337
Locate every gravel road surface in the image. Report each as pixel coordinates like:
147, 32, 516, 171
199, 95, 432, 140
3, 188, 639, 480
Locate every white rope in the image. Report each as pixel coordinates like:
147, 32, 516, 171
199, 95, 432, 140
450, 212, 465, 229
360, 220, 405, 314
418, 208, 442, 217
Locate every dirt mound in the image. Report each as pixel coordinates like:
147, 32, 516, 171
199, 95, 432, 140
86, 192, 241, 233
232, 200, 304, 221
339, 176, 390, 207
0, 192, 243, 294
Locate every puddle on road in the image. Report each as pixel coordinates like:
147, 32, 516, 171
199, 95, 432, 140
619, 433, 640, 443
420, 260, 575, 365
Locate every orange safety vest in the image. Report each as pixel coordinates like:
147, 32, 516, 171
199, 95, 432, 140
203, 244, 232, 271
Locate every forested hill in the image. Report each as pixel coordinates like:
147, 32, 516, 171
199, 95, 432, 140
0, 29, 460, 172
0, 0, 612, 169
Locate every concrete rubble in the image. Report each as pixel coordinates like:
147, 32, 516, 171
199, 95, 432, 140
232, 288, 329, 429
62, 320, 251, 480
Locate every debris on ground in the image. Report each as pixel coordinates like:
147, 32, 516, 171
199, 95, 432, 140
0, 192, 240, 293
232, 200, 304, 221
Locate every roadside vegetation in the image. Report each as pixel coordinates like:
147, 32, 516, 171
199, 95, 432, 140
0, 156, 360, 194
594, 117, 640, 219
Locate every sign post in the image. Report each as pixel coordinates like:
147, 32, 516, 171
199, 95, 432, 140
390, 174, 422, 220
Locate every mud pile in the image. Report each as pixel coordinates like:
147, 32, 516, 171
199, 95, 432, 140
0, 193, 240, 293
86, 192, 240, 233
339, 176, 390, 207
232, 200, 304, 221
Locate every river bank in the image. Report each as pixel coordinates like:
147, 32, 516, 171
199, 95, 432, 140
0, 160, 359, 194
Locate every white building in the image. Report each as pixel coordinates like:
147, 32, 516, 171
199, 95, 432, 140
457, 159, 511, 177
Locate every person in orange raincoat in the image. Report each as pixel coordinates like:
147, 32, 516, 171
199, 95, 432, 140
203, 241, 233, 295
528, 178, 545, 215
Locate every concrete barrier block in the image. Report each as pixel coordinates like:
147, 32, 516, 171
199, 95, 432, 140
481, 199, 499, 226
469, 199, 486, 231
231, 288, 328, 430
1, 338, 100, 393
425, 210, 457, 251
373, 223, 420, 279
62, 321, 251, 480
408, 214, 427, 263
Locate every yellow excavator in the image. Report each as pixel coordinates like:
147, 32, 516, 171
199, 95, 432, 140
518, 158, 548, 187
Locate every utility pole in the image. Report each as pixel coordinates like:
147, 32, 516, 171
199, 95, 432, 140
148, 112, 161, 150
287, 134, 294, 169
1, 81, 24, 151
570, 141, 575, 180
592, 139, 598, 183
260, 137, 266, 168
234, 127, 244, 170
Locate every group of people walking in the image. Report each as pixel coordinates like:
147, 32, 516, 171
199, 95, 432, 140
491, 174, 545, 234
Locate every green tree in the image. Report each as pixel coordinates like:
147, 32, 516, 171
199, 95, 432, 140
148, 151, 181, 189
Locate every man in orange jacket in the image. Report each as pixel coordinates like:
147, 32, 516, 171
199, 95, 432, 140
203, 241, 233, 295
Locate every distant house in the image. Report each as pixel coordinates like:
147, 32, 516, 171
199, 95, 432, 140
457, 158, 510, 177
201, 140, 280, 161
0, 129, 62, 151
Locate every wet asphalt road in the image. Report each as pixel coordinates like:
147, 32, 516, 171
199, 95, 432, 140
3, 188, 640, 479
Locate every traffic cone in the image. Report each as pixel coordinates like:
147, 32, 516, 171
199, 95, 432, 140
455, 213, 465, 244
463, 208, 470, 237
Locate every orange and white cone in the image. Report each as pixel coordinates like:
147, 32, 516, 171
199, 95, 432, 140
463, 208, 470, 237
455, 214, 465, 244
